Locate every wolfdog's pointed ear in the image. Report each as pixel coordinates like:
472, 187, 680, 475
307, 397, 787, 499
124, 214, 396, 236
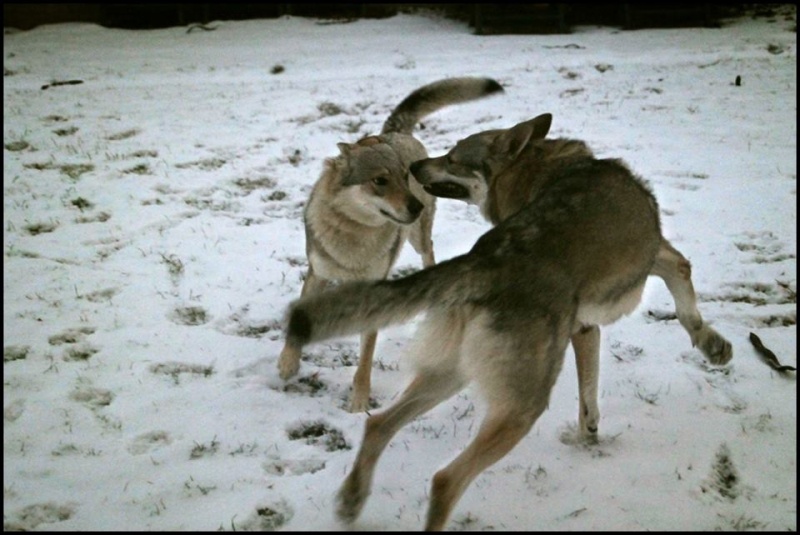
338, 137, 382, 157
493, 113, 553, 159
527, 113, 552, 139
356, 136, 382, 147
337, 142, 354, 156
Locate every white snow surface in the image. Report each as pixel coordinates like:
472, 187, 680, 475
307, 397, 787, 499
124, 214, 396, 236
3, 8, 796, 531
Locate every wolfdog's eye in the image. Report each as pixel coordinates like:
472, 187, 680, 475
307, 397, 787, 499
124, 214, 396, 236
372, 176, 388, 187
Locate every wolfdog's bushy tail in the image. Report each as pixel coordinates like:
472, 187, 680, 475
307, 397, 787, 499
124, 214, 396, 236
286, 253, 486, 348
381, 77, 503, 135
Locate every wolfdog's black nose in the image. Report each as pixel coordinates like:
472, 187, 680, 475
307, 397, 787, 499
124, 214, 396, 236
409, 160, 425, 180
407, 197, 424, 216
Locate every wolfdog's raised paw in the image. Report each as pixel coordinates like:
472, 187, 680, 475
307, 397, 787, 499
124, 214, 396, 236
697, 327, 733, 366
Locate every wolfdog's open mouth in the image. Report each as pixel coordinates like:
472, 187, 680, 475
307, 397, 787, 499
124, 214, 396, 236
423, 182, 469, 199
380, 209, 417, 225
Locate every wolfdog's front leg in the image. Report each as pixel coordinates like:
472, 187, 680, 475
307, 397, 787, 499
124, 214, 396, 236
572, 325, 600, 440
278, 269, 328, 379
350, 330, 377, 412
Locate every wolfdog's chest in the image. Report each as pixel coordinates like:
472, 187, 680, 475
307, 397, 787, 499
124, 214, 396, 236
306, 219, 407, 281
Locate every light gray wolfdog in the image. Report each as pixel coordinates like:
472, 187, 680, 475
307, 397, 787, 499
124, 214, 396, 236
282, 113, 733, 530
277, 77, 504, 412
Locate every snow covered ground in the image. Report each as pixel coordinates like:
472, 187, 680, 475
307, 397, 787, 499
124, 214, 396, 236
3, 6, 796, 531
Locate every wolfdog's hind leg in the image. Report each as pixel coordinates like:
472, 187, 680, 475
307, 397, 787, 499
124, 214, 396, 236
337, 369, 465, 525
425, 406, 541, 531
423, 322, 568, 530
651, 239, 732, 365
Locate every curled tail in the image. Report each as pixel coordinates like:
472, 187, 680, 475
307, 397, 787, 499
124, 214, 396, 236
381, 77, 504, 135
286, 253, 486, 348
